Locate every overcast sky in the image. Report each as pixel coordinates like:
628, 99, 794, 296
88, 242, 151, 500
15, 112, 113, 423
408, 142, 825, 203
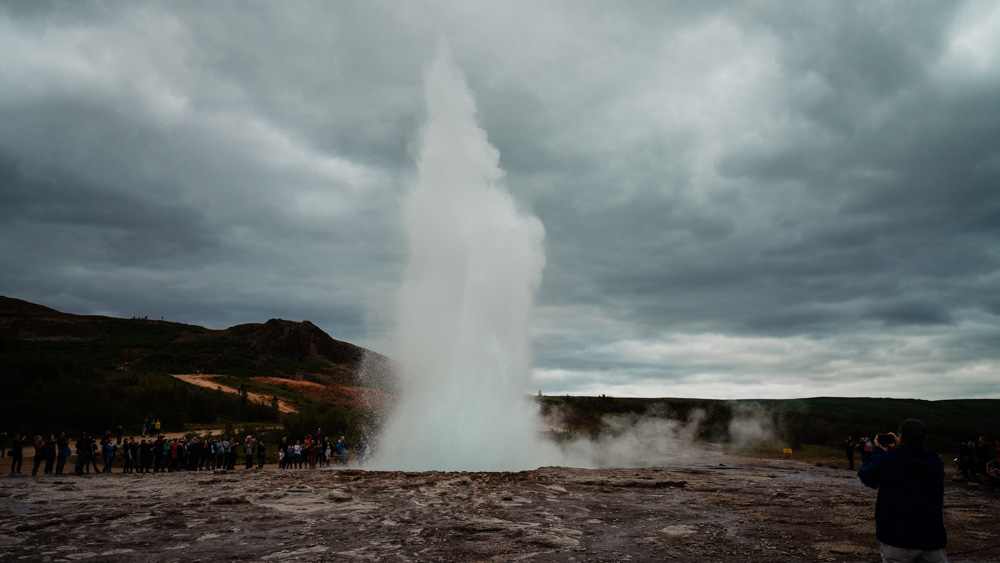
2, 1, 998, 400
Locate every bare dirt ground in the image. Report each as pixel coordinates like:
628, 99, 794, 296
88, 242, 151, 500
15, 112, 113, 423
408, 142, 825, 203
168, 373, 298, 413
250, 377, 394, 413
1, 454, 997, 562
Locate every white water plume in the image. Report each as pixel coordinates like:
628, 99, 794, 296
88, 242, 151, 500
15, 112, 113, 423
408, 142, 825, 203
372, 51, 546, 471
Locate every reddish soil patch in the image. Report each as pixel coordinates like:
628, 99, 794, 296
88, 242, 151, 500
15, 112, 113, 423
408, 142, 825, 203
251, 376, 394, 413
168, 373, 297, 413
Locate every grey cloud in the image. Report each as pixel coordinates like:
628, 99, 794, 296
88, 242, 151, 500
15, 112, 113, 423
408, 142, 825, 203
1, 1, 997, 399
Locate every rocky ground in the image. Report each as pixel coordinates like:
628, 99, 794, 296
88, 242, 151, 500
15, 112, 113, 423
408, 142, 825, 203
1, 454, 998, 562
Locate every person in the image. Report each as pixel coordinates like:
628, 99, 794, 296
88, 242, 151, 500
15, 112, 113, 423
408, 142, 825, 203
116, 425, 123, 446
0, 431, 6, 458
977, 436, 995, 477
957, 441, 979, 481
860, 437, 873, 465
10, 433, 24, 474
30, 436, 45, 476
74, 432, 92, 475
858, 419, 947, 562
357, 437, 370, 465
42, 434, 56, 474
88, 437, 101, 474
244, 436, 255, 469
278, 437, 289, 469
256, 439, 266, 469
56, 432, 69, 475
102, 438, 116, 473
335, 436, 349, 466
844, 435, 856, 470
139, 439, 152, 473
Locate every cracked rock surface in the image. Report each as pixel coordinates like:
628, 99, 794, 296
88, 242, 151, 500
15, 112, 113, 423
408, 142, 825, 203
1, 458, 997, 562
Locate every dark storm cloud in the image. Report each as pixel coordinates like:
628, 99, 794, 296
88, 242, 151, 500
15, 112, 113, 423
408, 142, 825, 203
1, 1, 997, 398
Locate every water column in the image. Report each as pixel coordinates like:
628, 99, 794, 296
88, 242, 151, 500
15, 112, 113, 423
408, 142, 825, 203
373, 51, 547, 471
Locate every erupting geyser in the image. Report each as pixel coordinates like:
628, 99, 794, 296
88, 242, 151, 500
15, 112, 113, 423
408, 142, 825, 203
373, 51, 546, 471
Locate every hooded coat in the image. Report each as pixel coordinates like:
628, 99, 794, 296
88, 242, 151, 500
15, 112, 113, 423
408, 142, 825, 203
857, 444, 946, 551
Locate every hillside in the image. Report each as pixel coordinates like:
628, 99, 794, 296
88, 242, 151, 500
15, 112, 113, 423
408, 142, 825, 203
2, 297, 996, 452
0, 296, 394, 434
541, 395, 1000, 454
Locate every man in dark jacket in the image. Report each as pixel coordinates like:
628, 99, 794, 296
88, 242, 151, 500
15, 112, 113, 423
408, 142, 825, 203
858, 418, 947, 562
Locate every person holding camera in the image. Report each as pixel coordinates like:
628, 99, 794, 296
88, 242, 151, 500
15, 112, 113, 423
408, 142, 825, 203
858, 418, 947, 563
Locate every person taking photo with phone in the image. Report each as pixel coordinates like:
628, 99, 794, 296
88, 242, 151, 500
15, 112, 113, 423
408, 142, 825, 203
858, 418, 947, 563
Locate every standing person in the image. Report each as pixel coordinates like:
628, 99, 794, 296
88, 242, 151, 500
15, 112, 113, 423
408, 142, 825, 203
42, 434, 56, 474
152, 436, 164, 473
160, 437, 170, 472
844, 435, 856, 470
56, 432, 69, 474
121, 438, 133, 474
335, 436, 349, 466
0, 431, 6, 460
859, 437, 872, 465
88, 438, 101, 474
278, 437, 288, 469
977, 436, 995, 477
858, 419, 947, 563
214, 438, 225, 470
102, 439, 117, 473
244, 436, 254, 469
116, 425, 123, 445
30, 436, 45, 476
223, 437, 234, 470
74, 432, 91, 475
139, 439, 152, 473
256, 439, 266, 469
357, 437, 370, 466
10, 433, 24, 474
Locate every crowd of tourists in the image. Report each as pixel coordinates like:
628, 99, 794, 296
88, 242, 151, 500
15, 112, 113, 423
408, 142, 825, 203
844, 433, 998, 486
0, 426, 371, 476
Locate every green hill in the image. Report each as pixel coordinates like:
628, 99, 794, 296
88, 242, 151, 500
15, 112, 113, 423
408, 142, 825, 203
0, 296, 392, 436
540, 395, 1000, 453
2, 296, 996, 454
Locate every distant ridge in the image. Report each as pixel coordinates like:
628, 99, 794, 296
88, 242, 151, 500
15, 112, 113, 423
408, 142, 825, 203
0, 296, 393, 391
0, 295, 106, 341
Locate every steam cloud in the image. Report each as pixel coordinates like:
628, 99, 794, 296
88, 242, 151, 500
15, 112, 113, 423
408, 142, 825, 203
371, 49, 546, 471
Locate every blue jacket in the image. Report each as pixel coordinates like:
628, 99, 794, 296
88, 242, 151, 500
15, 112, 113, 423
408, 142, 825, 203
857, 444, 946, 550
